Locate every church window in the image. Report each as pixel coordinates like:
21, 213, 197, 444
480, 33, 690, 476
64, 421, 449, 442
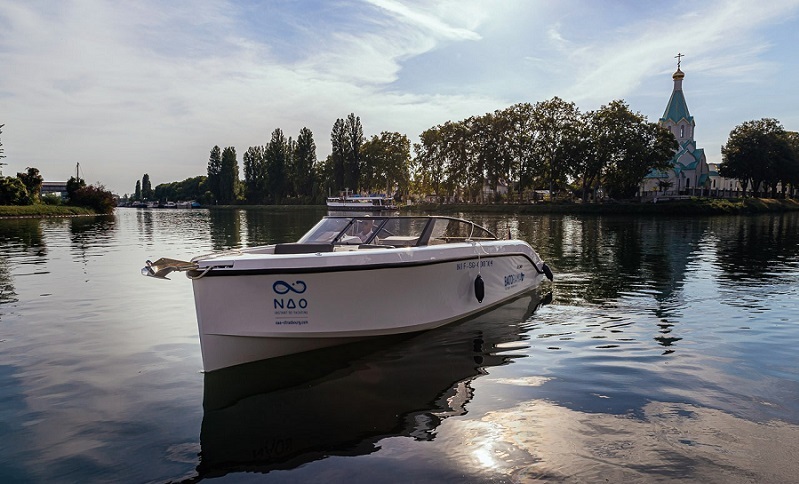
680, 125, 685, 138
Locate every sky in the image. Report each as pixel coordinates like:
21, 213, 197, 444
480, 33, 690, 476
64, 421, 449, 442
1, 0, 798, 195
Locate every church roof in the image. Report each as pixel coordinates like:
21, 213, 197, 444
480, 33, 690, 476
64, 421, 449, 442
660, 88, 693, 124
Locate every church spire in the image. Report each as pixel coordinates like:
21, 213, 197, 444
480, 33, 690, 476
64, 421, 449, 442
661, 53, 692, 126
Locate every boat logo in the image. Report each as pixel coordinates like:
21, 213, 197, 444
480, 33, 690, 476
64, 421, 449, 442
273, 280, 309, 316
273, 280, 307, 295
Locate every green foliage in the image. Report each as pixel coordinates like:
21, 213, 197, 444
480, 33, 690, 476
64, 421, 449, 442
41, 193, 63, 205
153, 176, 208, 202
66, 176, 86, 200
0, 204, 94, 217
141, 174, 153, 200
134, 180, 142, 201
0, 176, 30, 205
294, 127, 317, 198
207, 145, 222, 203
17, 167, 43, 202
345, 114, 363, 191
597, 101, 677, 198
330, 118, 347, 191
265, 129, 288, 203
361, 131, 410, 196
68, 184, 116, 214
219, 146, 239, 204
243, 145, 267, 203
720, 119, 797, 197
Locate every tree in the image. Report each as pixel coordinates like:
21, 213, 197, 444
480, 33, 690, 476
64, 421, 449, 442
17, 167, 43, 202
69, 184, 115, 214
345, 113, 363, 192
141, 173, 153, 200
294, 127, 317, 199
361, 132, 411, 197
0, 176, 28, 205
207, 145, 223, 203
785, 132, 799, 197
134, 180, 142, 201
597, 101, 676, 198
285, 136, 297, 198
501, 103, 539, 201
330, 119, 347, 192
219, 146, 239, 204
66, 176, 86, 200
265, 129, 288, 203
153, 176, 208, 202
530, 97, 582, 199
413, 126, 447, 200
576, 100, 676, 200
243, 145, 266, 203
720, 119, 794, 197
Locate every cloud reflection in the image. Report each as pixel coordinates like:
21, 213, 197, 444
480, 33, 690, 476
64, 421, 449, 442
439, 399, 799, 482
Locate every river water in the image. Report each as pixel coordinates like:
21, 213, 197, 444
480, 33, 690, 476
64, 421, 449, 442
1, 207, 798, 483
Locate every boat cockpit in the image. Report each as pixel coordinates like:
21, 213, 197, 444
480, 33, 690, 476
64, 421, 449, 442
286, 216, 499, 252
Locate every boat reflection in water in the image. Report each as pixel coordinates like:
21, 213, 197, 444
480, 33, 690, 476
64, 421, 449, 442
196, 290, 552, 479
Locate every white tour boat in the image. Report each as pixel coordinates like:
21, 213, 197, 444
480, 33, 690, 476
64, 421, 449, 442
142, 215, 553, 372
325, 194, 397, 211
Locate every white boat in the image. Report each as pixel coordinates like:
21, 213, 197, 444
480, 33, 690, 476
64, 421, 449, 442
142, 215, 553, 372
325, 194, 397, 211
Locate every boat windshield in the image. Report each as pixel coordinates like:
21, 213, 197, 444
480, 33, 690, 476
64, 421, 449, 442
297, 217, 498, 247
427, 218, 497, 243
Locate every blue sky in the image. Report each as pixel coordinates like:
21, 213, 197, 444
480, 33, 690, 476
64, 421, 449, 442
1, 0, 798, 195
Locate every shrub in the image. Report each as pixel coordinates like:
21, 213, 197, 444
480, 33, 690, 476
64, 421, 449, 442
69, 184, 116, 214
0, 176, 31, 205
41, 193, 63, 205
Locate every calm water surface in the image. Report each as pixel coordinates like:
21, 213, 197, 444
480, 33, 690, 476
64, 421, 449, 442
1, 208, 799, 483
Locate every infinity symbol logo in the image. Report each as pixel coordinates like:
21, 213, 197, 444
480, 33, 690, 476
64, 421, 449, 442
273, 280, 307, 294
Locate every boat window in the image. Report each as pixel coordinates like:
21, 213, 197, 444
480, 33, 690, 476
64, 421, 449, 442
297, 218, 351, 244
338, 217, 387, 244
428, 218, 497, 244
374, 218, 429, 246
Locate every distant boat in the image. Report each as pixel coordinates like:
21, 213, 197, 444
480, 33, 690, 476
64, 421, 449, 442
176, 201, 201, 208
326, 194, 397, 211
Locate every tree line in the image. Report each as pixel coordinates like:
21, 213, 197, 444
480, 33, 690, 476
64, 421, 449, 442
720, 118, 799, 197
134, 99, 798, 205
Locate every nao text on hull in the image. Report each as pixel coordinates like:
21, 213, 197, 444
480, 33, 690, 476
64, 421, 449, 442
142, 216, 554, 372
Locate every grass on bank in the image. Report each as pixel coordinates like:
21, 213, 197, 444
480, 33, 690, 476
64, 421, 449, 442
0, 204, 98, 217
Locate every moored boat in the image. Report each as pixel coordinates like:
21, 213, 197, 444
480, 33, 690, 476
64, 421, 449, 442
325, 194, 397, 211
142, 215, 553, 371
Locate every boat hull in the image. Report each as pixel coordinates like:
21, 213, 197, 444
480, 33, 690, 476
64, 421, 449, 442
191, 249, 546, 371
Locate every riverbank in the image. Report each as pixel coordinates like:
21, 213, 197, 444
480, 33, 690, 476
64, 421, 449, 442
6, 198, 797, 218
0, 205, 98, 218
406, 198, 799, 216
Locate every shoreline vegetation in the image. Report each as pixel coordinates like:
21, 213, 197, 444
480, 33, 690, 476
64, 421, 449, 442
2, 198, 798, 219
0, 204, 99, 218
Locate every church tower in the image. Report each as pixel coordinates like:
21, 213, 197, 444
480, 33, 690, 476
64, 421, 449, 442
641, 54, 709, 197
660, 54, 695, 144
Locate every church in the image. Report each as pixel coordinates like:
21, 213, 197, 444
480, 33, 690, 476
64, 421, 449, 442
640, 56, 730, 199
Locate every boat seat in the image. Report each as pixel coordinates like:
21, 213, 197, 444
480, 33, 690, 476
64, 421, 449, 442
274, 243, 334, 254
